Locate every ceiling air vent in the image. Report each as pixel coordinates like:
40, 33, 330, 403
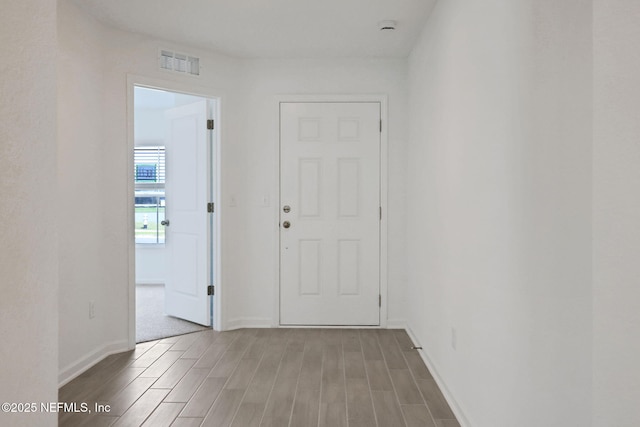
160, 50, 200, 76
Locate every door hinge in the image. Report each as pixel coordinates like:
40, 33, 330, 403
379, 119, 382, 133
208, 285, 215, 296
379, 294, 382, 307
207, 119, 214, 130
379, 206, 382, 220
207, 202, 214, 213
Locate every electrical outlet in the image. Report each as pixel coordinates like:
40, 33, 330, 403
89, 301, 95, 319
451, 327, 457, 350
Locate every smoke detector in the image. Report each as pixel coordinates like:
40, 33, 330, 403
378, 20, 397, 31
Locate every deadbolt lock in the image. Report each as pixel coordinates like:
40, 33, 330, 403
283, 205, 291, 213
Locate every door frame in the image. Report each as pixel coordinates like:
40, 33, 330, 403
126, 74, 224, 348
273, 94, 389, 328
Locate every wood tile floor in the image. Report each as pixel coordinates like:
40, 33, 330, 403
59, 328, 460, 427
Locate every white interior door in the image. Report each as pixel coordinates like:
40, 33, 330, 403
164, 100, 211, 326
280, 102, 381, 325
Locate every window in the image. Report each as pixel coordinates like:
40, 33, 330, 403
134, 146, 165, 244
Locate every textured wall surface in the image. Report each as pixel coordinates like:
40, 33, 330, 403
593, 1, 640, 425
406, 1, 592, 426
0, 1, 59, 426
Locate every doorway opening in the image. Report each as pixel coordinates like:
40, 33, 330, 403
132, 85, 218, 343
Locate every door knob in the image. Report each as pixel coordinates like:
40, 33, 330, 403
161, 219, 170, 226
282, 221, 291, 229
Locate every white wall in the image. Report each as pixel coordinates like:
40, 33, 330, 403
56, 3, 410, 380
593, 1, 640, 425
57, 0, 128, 383
406, 1, 592, 426
135, 246, 166, 284
57, 0, 246, 381
230, 58, 409, 327
0, 1, 59, 425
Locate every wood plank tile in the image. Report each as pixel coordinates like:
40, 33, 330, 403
108, 376, 157, 416
263, 328, 291, 346
242, 335, 268, 360
435, 420, 461, 427
181, 333, 218, 360
131, 344, 173, 368
142, 402, 185, 427
215, 330, 245, 345
193, 341, 230, 369
377, 329, 408, 369
360, 330, 383, 361
152, 359, 196, 389
179, 377, 226, 418
403, 351, 433, 380
297, 341, 323, 391
321, 329, 343, 346
260, 386, 298, 427
389, 369, 423, 404
224, 357, 260, 390
229, 402, 266, 427
318, 402, 347, 427
402, 404, 436, 427
350, 422, 377, 427
226, 329, 255, 352
112, 388, 169, 427
341, 329, 362, 352
67, 413, 118, 427
201, 389, 245, 427
415, 379, 455, 420
94, 367, 147, 401
365, 359, 394, 391
127, 341, 157, 362
169, 333, 202, 351
290, 387, 321, 427
159, 335, 183, 344
140, 350, 184, 378
259, 349, 304, 426
61, 365, 145, 419
321, 345, 345, 403
59, 328, 460, 427
208, 349, 247, 379
344, 351, 366, 379
170, 417, 204, 427
59, 411, 110, 427
393, 329, 416, 351
164, 368, 210, 403
345, 377, 376, 425
241, 345, 286, 405
371, 390, 406, 427
60, 351, 134, 402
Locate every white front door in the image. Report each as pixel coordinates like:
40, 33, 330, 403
163, 100, 211, 326
280, 102, 381, 325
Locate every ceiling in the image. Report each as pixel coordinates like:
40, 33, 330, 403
71, 0, 437, 59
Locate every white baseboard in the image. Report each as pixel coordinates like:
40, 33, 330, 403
223, 317, 274, 330
404, 325, 473, 427
58, 340, 130, 387
223, 318, 404, 330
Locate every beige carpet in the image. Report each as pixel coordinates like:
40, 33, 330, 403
135, 284, 209, 343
